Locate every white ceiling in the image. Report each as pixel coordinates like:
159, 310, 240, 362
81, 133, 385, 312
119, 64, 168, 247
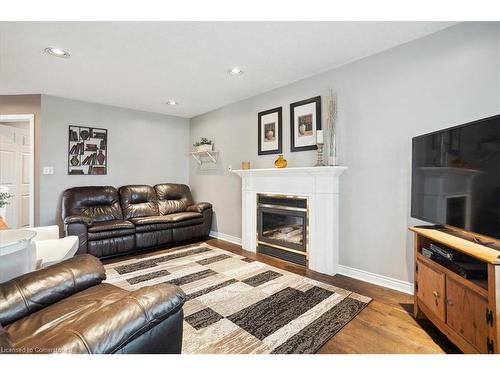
0, 22, 457, 118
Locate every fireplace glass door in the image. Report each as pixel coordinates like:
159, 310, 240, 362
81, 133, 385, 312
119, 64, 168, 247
258, 207, 307, 253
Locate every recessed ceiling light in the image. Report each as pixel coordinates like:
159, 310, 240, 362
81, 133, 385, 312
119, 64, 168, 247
44, 47, 70, 58
166, 100, 179, 106
228, 67, 243, 76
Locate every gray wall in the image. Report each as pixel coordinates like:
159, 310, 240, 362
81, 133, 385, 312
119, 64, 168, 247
189, 22, 500, 283
40, 95, 190, 226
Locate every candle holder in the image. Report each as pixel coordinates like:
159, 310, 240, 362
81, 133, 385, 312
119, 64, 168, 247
315, 143, 326, 166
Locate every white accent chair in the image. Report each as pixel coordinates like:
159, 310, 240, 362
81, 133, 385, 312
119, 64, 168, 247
30, 225, 79, 268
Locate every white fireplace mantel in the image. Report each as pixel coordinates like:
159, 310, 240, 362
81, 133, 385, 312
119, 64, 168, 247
232, 166, 347, 275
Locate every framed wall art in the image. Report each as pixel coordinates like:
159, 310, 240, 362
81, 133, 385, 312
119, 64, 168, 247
290, 96, 321, 152
258, 107, 282, 155
68, 125, 108, 175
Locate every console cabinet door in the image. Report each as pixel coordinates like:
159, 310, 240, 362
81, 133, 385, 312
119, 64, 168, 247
446, 278, 489, 352
417, 260, 446, 321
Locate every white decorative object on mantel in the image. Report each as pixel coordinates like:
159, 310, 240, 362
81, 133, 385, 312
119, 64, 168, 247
315, 130, 325, 166
232, 166, 347, 276
326, 89, 338, 166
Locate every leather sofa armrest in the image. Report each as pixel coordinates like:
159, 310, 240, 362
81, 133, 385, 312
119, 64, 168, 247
0, 255, 105, 326
65, 222, 88, 255
64, 215, 94, 226
186, 202, 212, 213
25, 284, 186, 354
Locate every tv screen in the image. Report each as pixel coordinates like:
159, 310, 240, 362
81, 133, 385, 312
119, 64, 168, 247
411, 115, 500, 240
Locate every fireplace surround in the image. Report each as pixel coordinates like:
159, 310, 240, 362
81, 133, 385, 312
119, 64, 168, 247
232, 166, 347, 276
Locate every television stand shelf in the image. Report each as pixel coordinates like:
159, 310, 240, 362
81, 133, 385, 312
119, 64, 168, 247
410, 226, 500, 354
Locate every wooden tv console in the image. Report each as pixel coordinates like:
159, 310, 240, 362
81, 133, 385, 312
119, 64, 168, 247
410, 227, 500, 354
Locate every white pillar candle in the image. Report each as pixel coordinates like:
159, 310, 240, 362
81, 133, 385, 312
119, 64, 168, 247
316, 130, 324, 144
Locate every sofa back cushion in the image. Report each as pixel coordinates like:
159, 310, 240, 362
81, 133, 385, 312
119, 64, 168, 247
154, 184, 194, 215
62, 186, 123, 222
119, 185, 159, 219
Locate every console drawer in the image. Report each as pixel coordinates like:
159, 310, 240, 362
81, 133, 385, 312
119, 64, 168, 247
416, 260, 446, 321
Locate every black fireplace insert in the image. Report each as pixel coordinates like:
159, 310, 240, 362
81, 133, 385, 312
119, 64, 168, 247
257, 194, 308, 266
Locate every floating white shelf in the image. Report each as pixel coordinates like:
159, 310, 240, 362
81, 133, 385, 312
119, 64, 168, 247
190, 150, 219, 165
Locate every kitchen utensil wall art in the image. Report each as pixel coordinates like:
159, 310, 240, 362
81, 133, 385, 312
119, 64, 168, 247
68, 125, 108, 175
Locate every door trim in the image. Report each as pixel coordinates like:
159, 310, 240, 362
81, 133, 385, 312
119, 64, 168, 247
0, 114, 35, 227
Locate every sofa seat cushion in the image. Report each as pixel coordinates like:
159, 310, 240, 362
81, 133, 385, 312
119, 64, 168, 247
129, 212, 204, 233
165, 211, 203, 221
163, 212, 204, 228
130, 212, 203, 228
129, 216, 172, 233
6, 283, 185, 354
88, 229, 136, 241
88, 220, 135, 233
134, 224, 171, 233
5, 283, 126, 345
130, 216, 172, 226
0, 255, 106, 326
87, 220, 135, 241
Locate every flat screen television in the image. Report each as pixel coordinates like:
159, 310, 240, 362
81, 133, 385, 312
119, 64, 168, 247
411, 114, 500, 241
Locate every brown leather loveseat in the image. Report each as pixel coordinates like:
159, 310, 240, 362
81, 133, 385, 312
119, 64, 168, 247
0, 255, 185, 354
62, 183, 212, 258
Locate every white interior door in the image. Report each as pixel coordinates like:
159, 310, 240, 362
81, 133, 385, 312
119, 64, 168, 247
0, 124, 32, 228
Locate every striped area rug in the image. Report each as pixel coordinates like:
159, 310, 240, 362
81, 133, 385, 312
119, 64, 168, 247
104, 243, 371, 354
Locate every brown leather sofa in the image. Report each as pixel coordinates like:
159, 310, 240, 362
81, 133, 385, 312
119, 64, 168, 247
62, 183, 212, 258
0, 255, 185, 354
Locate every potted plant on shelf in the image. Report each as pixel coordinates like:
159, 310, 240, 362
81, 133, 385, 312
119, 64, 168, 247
0, 189, 13, 230
193, 137, 214, 152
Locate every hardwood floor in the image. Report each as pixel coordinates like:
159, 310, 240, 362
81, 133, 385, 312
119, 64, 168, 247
105, 238, 461, 354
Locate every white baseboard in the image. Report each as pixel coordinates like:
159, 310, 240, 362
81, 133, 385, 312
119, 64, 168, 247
209, 231, 242, 246
337, 264, 414, 295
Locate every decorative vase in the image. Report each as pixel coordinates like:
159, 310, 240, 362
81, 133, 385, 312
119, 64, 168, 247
196, 144, 213, 152
326, 89, 338, 166
265, 130, 274, 141
299, 124, 306, 135
97, 150, 105, 165
274, 155, 287, 168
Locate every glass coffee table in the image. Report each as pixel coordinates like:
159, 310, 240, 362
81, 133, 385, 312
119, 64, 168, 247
0, 229, 37, 282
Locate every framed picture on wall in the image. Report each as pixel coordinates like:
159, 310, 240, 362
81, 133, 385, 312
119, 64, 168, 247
290, 96, 321, 152
68, 125, 108, 175
258, 107, 282, 155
